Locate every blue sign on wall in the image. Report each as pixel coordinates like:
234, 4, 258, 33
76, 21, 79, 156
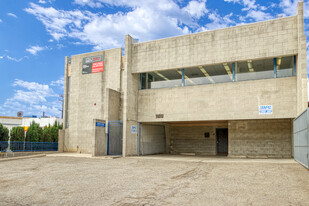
131, 125, 137, 134
96, 122, 106, 127
259, 105, 273, 114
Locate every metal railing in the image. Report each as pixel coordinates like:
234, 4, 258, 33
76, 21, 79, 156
0, 141, 58, 152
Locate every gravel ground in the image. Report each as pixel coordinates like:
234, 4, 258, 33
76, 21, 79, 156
0, 154, 308, 206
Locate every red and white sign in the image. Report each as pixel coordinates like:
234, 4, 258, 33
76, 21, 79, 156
92, 61, 104, 73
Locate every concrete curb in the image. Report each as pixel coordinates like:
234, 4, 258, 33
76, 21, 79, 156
0, 154, 46, 162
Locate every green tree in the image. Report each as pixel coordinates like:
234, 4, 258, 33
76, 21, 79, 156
42, 125, 52, 142
26, 121, 43, 142
0, 123, 9, 141
11, 127, 25, 142
51, 120, 60, 142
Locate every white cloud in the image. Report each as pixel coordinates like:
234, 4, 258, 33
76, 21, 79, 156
26, 45, 46, 55
6, 55, 24, 62
12, 79, 57, 103
260, 6, 267, 11
0, 19, 2, 23
0, 56, 3, 59
183, 0, 208, 18
50, 77, 64, 87
1, 79, 62, 117
25, 1, 209, 50
241, 0, 258, 11
224, 0, 257, 11
224, 0, 240, 3
38, 0, 55, 4
224, 0, 274, 22
197, 12, 235, 31
7, 13, 17, 18
74, 0, 104, 8
279, 0, 309, 18
246, 10, 273, 21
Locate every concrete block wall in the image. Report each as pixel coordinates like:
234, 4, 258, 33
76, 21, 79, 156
105, 88, 121, 122
138, 77, 297, 122
93, 119, 107, 156
139, 124, 165, 155
228, 119, 292, 158
169, 126, 217, 155
122, 35, 140, 156
58, 129, 65, 152
65, 48, 122, 153
131, 16, 298, 73
296, 2, 308, 115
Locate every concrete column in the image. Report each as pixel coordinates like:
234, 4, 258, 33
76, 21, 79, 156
63, 56, 70, 129
291, 118, 294, 158
165, 124, 171, 154
296, 2, 308, 115
58, 130, 65, 152
122, 35, 139, 156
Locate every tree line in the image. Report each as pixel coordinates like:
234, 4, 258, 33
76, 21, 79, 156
0, 121, 62, 142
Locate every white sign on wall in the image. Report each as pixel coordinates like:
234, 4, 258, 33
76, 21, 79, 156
259, 105, 273, 114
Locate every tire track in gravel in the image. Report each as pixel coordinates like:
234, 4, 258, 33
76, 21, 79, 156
112, 162, 213, 206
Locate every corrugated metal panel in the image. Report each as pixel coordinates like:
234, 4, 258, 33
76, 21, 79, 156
293, 109, 309, 169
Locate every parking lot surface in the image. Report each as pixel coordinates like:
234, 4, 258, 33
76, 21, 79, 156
0, 154, 308, 205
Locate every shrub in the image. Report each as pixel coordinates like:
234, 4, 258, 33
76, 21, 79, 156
11, 127, 25, 142
0, 123, 9, 141
26, 121, 43, 142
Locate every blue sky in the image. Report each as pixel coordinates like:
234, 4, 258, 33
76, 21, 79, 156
0, 0, 308, 117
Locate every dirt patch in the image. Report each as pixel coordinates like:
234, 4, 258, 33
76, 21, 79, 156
0, 155, 308, 205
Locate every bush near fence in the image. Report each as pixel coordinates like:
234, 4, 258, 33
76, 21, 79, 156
11, 127, 25, 141
0, 121, 62, 152
9, 120, 63, 143
0, 123, 9, 141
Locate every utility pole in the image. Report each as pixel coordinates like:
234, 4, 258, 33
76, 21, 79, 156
58, 94, 64, 119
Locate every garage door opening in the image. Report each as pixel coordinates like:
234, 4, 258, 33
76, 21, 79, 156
138, 124, 166, 155
137, 121, 228, 156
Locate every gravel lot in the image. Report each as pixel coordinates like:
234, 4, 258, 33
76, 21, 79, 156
0, 154, 308, 206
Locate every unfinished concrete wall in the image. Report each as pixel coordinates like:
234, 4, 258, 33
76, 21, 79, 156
131, 16, 298, 73
58, 130, 65, 152
65, 48, 122, 153
228, 119, 292, 158
170, 126, 216, 155
296, 2, 308, 115
63, 128, 69, 152
123, 35, 139, 156
105, 88, 121, 122
140, 124, 165, 155
134, 2, 307, 121
93, 120, 107, 156
138, 77, 296, 122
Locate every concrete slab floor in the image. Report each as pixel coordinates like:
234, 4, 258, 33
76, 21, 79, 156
129, 154, 297, 164
0, 155, 308, 206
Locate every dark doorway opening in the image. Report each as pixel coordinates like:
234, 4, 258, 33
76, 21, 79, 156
107, 121, 123, 155
216, 128, 228, 156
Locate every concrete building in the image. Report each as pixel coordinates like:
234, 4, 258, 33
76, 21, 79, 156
22, 117, 62, 128
60, 2, 307, 158
0, 116, 22, 132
